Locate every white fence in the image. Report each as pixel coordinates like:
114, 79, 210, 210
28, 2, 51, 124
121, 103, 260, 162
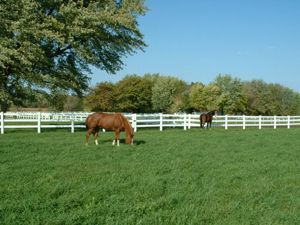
1, 112, 300, 134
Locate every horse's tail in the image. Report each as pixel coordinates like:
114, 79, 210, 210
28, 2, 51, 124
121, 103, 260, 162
85, 114, 92, 130
85, 112, 103, 130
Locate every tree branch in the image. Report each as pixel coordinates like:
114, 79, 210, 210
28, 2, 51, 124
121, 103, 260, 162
49, 45, 72, 58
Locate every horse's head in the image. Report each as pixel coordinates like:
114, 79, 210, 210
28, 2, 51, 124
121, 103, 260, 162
125, 127, 134, 145
120, 115, 134, 145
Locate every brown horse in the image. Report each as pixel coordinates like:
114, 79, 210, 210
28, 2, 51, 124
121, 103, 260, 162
200, 111, 215, 128
85, 112, 134, 146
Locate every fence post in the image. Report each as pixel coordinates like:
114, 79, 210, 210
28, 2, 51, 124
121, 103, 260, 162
259, 115, 262, 129
71, 120, 74, 133
287, 115, 290, 129
243, 115, 246, 130
160, 113, 163, 131
37, 112, 41, 133
183, 114, 187, 130
225, 115, 228, 130
274, 115, 277, 129
133, 113, 137, 132
188, 114, 191, 129
1, 112, 4, 134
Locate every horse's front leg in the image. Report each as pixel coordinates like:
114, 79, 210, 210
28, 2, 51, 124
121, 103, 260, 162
112, 130, 120, 147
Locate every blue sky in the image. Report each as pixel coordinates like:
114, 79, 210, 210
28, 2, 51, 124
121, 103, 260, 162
91, 0, 300, 92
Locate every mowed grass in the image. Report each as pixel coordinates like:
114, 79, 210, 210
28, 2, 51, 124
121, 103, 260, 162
0, 128, 300, 225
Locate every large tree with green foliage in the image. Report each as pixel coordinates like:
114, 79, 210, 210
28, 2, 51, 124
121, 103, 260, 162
189, 82, 220, 112
243, 80, 300, 115
189, 82, 205, 111
243, 80, 275, 115
213, 74, 247, 114
268, 84, 300, 115
84, 82, 116, 112
115, 75, 153, 112
151, 76, 187, 113
0, 0, 147, 112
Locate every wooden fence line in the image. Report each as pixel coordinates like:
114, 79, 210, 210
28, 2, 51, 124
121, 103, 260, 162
1, 112, 300, 134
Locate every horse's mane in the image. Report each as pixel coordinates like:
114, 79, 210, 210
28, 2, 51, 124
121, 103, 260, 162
207, 110, 215, 115
115, 113, 133, 136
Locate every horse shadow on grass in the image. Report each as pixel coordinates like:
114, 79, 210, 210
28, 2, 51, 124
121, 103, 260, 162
96, 139, 146, 146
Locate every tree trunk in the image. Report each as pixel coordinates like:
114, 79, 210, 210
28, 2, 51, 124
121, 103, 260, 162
0, 101, 9, 113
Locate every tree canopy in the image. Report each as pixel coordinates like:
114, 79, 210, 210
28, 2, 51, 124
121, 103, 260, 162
84, 74, 300, 115
115, 75, 153, 113
151, 76, 187, 113
0, 0, 147, 111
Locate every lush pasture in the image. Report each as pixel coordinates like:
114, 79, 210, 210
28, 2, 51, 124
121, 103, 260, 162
0, 128, 299, 225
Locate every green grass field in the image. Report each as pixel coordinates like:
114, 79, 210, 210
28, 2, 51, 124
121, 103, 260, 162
0, 128, 299, 225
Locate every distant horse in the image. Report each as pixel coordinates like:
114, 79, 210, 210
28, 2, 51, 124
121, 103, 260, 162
200, 111, 215, 128
85, 112, 134, 146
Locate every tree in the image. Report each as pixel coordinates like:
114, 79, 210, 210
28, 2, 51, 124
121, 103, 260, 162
0, 0, 147, 111
115, 75, 153, 113
85, 82, 116, 112
48, 91, 68, 111
243, 80, 300, 115
189, 83, 220, 112
268, 83, 300, 115
177, 88, 192, 113
151, 76, 187, 113
243, 80, 276, 115
212, 74, 247, 114
189, 82, 205, 111
201, 84, 221, 111
63, 95, 84, 111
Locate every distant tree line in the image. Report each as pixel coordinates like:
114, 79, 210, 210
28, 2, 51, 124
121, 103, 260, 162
84, 74, 300, 115
13, 73, 300, 115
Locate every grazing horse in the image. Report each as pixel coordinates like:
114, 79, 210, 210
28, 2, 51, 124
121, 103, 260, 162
200, 111, 215, 128
85, 112, 134, 146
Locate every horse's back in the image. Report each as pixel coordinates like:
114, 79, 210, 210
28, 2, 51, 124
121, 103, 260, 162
200, 113, 207, 122
86, 112, 131, 132
95, 113, 122, 131
85, 112, 105, 129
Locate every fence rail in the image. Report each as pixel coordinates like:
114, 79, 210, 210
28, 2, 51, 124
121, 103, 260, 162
1, 112, 300, 134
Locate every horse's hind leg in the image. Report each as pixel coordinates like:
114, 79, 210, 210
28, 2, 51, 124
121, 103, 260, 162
112, 132, 116, 146
203, 119, 207, 128
93, 127, 100, 145
85, 129, 93, 145
116, 131, 120, 146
